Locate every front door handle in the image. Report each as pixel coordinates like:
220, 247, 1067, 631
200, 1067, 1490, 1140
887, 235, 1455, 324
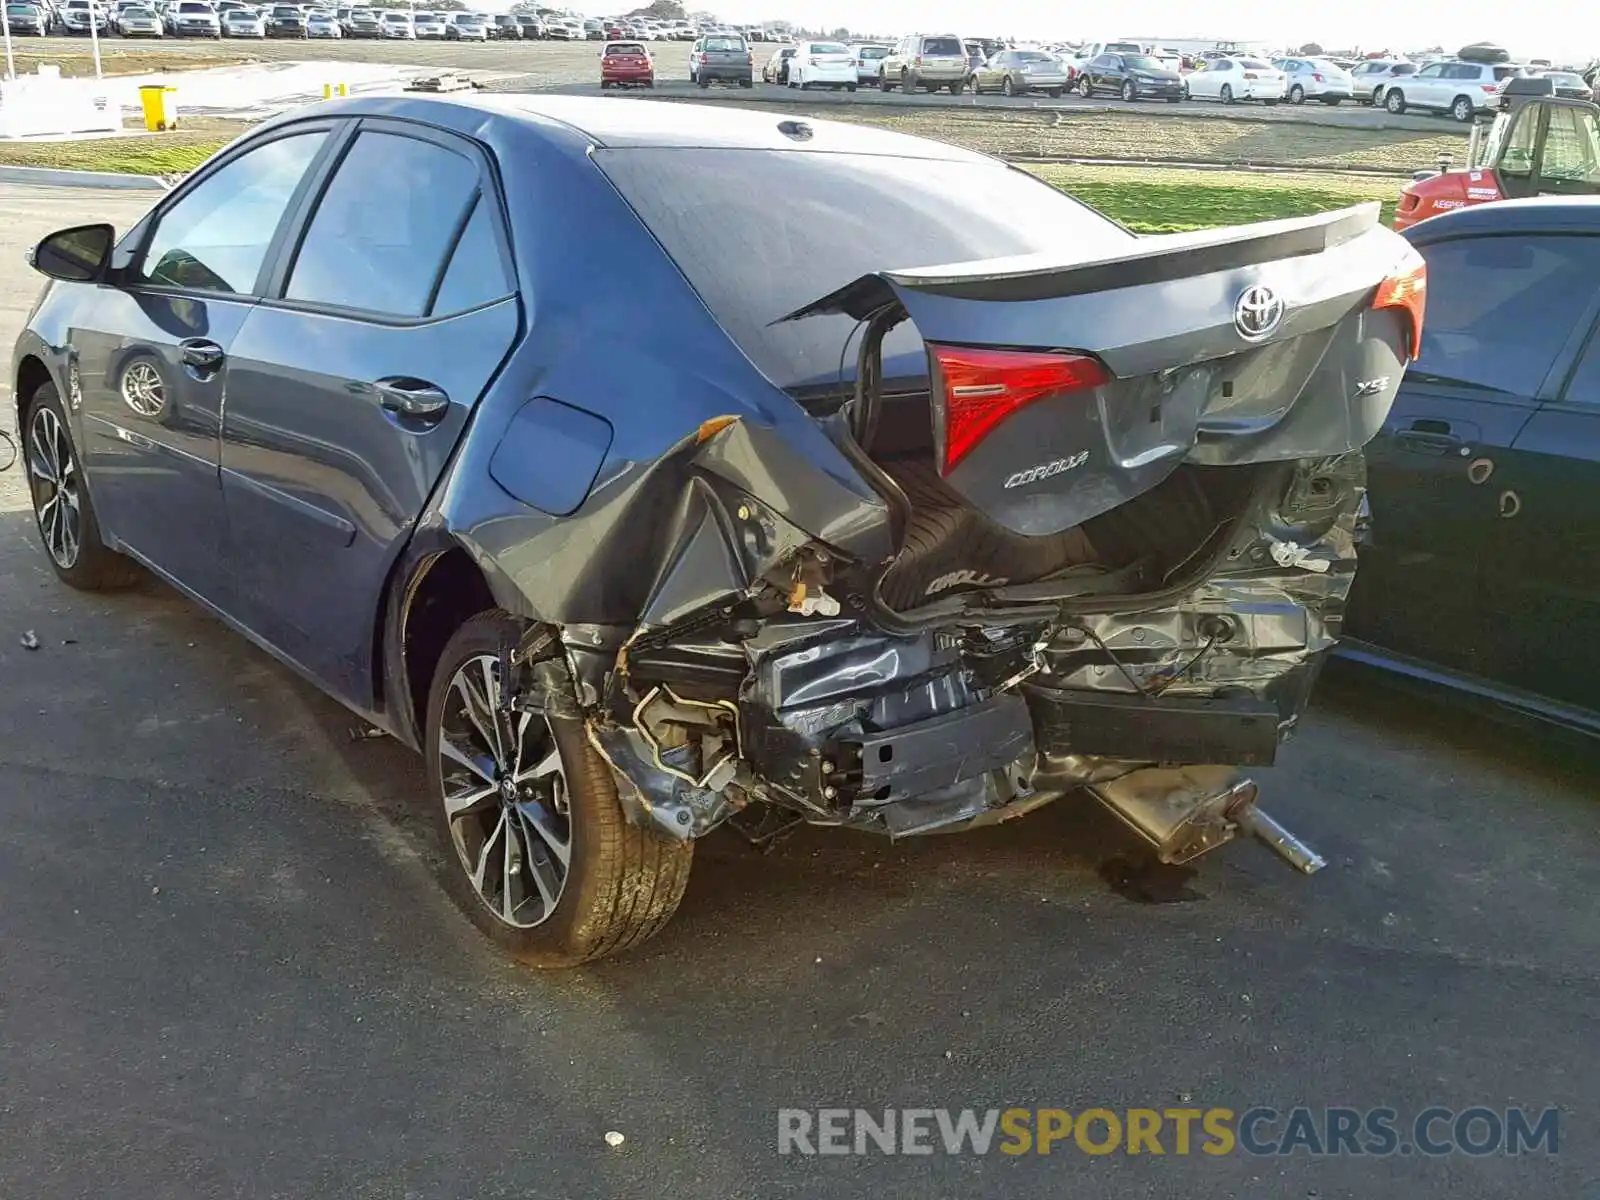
179, 337, 225, 374
375, 377, 450, 421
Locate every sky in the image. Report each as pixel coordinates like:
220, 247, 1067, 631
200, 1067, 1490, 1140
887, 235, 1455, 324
549, 0, 1591, 62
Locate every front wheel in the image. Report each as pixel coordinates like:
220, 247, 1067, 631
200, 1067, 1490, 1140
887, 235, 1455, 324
1385, 89, 1406, 114
1078, 75, 1092, 97
1121, 80, 1135, 102
1047, 86, 1062, 97
1002, 76, 1015, 96
1221, 83, 1234, 104
24, 382, 141, 591
425, 612, 693, 967
1289, 84, 1305, 104
878, 69, 891, 91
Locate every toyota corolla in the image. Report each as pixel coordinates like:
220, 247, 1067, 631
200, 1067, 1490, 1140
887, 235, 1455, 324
14, 97, 1425, 965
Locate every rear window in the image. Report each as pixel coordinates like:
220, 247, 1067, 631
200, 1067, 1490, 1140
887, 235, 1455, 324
1392, 63, 1416, 74
811, 42, 846, 54
596, 148, 1129, 390
703, 36, 742, 50
1016, 51, 1052, 62
1492, 65, 1520, 80
1107, 42, 1141, 53
921, 36, 961, 56
606, 42, 644, 54
1238, 58, 1270, 69
856, 45, 888, 58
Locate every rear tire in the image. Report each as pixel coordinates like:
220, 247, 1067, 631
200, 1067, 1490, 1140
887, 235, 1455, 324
948, 80, 961, 94
425, 612, 693, 967
1121, 80, 1135, 102
23, 381, 141, 592
1221, 83, 1234, 104
1451, 95, 1475, 122
1323, 97, 1342, 105
878, 69, 891, 91
1078, 75, 1092, 97
1002, 76, 1014, 96
1047, 86, 1062, 97
1289, 84, 1305, 103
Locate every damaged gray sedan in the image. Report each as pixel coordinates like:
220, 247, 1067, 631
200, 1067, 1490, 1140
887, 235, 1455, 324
14, 96, 1426, 964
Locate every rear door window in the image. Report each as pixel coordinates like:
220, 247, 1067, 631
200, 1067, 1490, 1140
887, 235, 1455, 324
921, 36, 960, 56
285, 130, 480, 318
596, 148, 1130, 390
1413, 234, 1600, 396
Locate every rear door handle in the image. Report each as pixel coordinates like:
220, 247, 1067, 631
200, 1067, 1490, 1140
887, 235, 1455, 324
179, 337, 225, 375
1393, 420, 1467, 455
374, 377, 451, 421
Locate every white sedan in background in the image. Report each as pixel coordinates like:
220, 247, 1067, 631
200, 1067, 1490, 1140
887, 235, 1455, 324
1183, 56, 1287, 104
788, 40, 858, 90
412, 9, 444, 37
219, 4, 261, 34
377, 7, 410, 36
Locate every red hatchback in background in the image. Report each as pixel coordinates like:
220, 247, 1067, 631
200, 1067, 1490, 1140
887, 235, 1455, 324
600, 41, 654, 88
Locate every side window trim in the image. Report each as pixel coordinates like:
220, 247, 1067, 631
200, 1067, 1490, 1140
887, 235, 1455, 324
257, 116, 517, 326
122, 119, 348, 299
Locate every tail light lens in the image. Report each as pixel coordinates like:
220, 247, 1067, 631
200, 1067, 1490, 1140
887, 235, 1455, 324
1311, 72, 1323, 81
1372, 251, 1427, 360
913, 55, 922, 66
1481, 83, 1498, 92
807, 55, 818, 64
930, 345, 1110, 474
1243, 71, 1258, 80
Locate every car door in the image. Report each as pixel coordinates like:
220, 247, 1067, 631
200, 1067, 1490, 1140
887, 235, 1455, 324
1481, 246, 1600, 712
71, 124, 336, 606
1194, 60, 1223, 98
979, 51, 1006, 89
1349, 230, 1600, 677
217, 120, 519, 708
1405, 62, 1447, 108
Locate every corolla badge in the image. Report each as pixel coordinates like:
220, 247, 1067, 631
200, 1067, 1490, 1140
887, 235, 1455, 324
1233, 283, 1285, 341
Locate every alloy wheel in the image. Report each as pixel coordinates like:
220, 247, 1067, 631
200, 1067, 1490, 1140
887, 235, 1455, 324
120, 360, 166, 417
27, 405, 81, 570
438, 654, 572, 929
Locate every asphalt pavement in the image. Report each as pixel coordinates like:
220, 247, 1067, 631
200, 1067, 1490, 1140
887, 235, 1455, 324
1, 182, 1596, 1199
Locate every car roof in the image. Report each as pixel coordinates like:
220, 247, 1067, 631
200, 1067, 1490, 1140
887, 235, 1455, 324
1404, 195, 1600, 241
445, 94, 994, 159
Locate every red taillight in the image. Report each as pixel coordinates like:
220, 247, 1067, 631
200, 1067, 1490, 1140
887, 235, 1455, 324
930, 345, 1110, 474
913, 55, 922, 66
1242, 71, 1258, 80
1311, 72, 1323, 81
1372, 253, 1427, 360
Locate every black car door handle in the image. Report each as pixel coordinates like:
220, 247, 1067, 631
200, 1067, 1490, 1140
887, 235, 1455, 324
375, 378, 451, 420
179, 337, 225, 372
1394, 428, 1465, 454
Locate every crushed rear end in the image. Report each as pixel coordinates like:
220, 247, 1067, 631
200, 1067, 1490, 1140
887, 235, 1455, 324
500, 145, 1424, 876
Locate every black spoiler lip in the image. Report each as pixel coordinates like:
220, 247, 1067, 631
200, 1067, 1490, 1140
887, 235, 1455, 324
772, 202, 1381, 324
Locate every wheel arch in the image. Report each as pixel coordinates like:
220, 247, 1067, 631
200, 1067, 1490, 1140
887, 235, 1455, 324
378, 534, 507, 751
13, 351, 53, 433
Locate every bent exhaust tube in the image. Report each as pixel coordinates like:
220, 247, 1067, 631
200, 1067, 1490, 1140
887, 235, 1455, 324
1087, 765, 1326, 875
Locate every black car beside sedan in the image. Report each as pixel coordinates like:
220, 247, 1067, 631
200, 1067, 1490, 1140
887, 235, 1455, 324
264, 2, 305, 36
1343, 196, 1600, 736
1077, 52, 1184, 102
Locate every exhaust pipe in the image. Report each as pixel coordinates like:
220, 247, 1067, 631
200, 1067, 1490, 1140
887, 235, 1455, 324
1087, 765, 1326, 875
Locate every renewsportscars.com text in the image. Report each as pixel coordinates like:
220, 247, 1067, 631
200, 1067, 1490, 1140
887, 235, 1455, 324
777, 1106, 1559, 1157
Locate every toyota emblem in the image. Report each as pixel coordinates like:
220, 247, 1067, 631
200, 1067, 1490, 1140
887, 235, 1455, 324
1233, 284, 1285, 341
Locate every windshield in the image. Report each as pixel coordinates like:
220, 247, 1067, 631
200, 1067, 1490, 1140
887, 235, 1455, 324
1125, 56, 1163, 70
1107, 42, 1141, 53
1547, 72, 1584, 86
596, 148, 1128, 390
179, 3, 210, 11
7, 3, 39, 10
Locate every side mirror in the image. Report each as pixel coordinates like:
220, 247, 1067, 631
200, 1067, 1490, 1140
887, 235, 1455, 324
28, 223, 114, 282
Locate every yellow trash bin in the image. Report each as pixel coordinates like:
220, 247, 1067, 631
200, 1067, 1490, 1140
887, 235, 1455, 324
138, 85, 178, 132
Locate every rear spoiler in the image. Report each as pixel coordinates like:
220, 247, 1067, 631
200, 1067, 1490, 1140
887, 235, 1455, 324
774, 203, 1381, 323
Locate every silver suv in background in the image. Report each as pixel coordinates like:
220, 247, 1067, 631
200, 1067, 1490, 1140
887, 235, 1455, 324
1382, 58, 1524, 121
878, 32, 968, 94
